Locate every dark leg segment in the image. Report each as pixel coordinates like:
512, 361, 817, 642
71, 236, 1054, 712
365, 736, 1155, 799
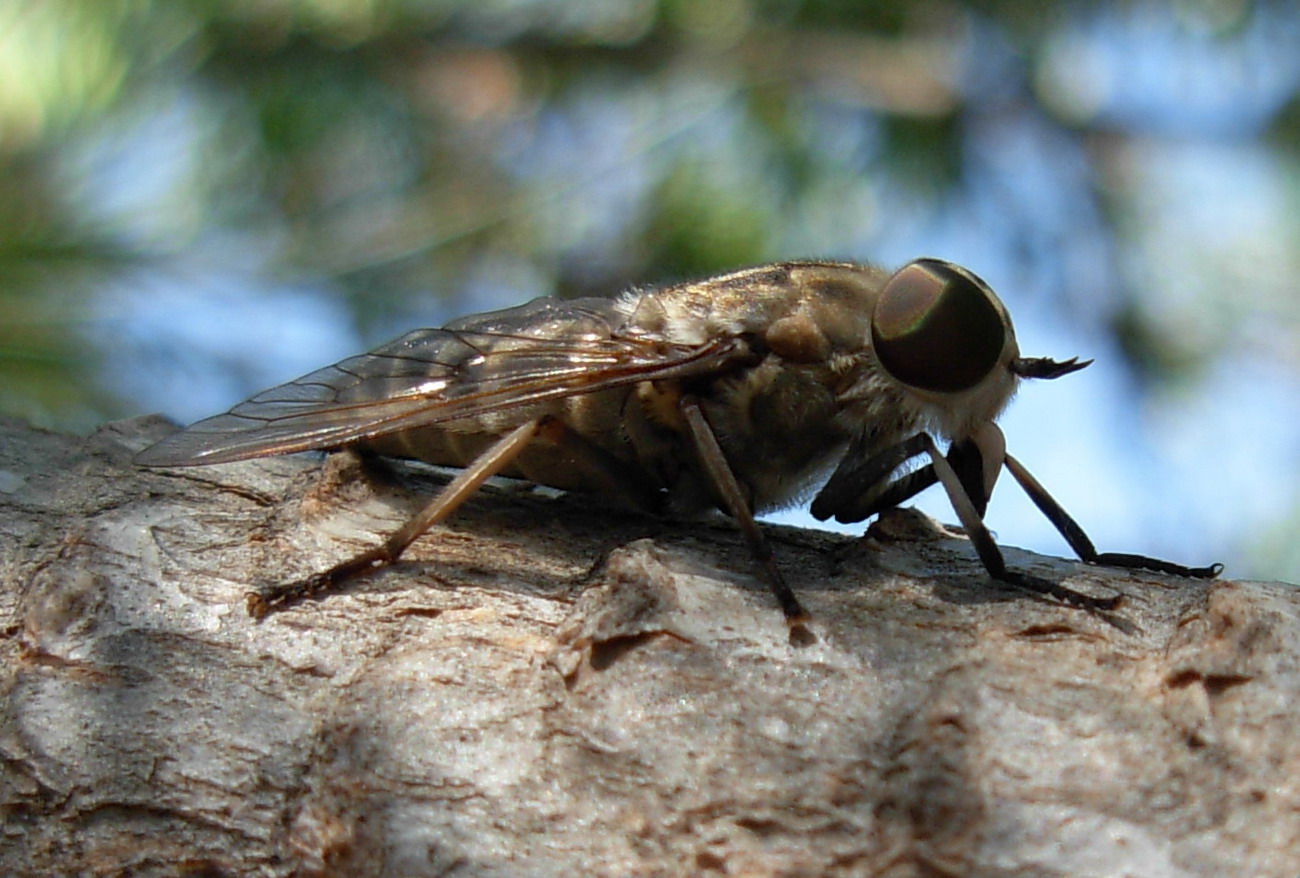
851, 465, 939, 522
811, 432, 931, 523
816, 436, 988, 525
680, 397, 809, 622
1003, 454, 1222, 579
944, 438, 990, 518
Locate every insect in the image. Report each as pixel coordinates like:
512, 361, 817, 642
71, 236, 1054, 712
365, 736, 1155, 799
136, 259, 1221, 621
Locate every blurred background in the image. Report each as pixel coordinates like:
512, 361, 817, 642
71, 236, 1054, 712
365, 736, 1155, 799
1, 0, 1297, 582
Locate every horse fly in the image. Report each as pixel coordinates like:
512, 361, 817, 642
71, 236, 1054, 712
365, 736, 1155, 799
136, 259, 1221, 620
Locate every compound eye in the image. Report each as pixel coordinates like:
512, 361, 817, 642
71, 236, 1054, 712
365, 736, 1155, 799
871, 259, 1007, 392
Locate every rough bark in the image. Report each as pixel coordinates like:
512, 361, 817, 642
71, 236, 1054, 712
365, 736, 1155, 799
1, 414, 1297, 877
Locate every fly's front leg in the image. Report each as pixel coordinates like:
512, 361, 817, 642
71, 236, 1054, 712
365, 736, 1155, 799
810, 433, 931, 523
248, 419, 542, 617
1003, 453, 1223, 579
813, 436, 997, 525
680, 396, 809, 623
852, 466, 938, 520
918, 434, 1124, 612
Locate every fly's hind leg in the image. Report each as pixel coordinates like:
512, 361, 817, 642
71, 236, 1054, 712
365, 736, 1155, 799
248, 419, 542, 617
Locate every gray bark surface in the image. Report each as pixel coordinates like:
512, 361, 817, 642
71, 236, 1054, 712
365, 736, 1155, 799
1, 414, 1297, 877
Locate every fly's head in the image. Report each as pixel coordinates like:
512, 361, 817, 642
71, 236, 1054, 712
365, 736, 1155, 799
869, 259, 1089, 441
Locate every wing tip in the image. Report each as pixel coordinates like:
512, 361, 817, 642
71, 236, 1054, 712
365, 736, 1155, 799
133, 427, 272, 467
133, 436, 226, 467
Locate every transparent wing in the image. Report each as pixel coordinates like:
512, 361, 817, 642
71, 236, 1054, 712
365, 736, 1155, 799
136, 297, 750, 466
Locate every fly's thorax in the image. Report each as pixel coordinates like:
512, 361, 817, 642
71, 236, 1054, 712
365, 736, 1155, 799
686, 355, 866, 512
617, 261, 886, 353
614, 261, 922, 512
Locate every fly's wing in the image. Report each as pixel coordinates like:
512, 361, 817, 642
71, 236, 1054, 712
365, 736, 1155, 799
136, 296, 751, 467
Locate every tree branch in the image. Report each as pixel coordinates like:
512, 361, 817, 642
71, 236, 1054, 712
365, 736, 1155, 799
1, 415, 1297, 876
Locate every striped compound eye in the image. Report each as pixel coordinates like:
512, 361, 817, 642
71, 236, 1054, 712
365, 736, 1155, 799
871, 259, 1008, 393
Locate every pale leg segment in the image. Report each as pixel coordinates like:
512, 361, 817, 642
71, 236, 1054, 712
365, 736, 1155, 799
247, 419, 542, 617
680, 397, 809, 623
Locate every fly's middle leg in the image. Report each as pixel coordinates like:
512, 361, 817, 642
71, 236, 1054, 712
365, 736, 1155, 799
680, 396, 810, 624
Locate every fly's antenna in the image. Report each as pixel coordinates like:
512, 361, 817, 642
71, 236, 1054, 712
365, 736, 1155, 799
1009, 356, 1092, 380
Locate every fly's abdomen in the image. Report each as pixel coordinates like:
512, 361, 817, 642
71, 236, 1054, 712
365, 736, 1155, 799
358, 382, 648, 496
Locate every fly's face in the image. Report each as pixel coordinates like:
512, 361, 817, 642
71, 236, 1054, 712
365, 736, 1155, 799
867, 259, 1021, 441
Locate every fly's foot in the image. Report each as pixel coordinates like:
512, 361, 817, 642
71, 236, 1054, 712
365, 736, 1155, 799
246, 546, 393, 618
1000, 570, 1124, 613
1091, 552, 1223, 580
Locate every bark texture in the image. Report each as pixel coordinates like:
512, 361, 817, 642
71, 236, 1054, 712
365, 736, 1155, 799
1, 415, 1297, 877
